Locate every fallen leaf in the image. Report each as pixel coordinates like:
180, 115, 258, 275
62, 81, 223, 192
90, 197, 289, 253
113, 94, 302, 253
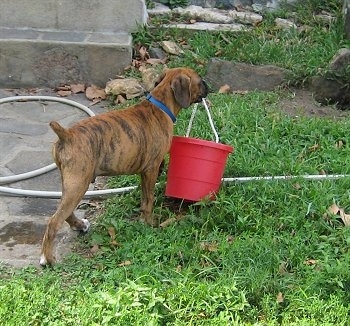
139, 46, 149, 61
293, 183, 301, 190
159, 217, 176, 228
233, 90, 249, 95
86, 85, 106, 100
56, 85, 70, 91
108, 227, 116, 240
107, 226, 120, 246
335, 140, 344, 148
70, 83, 85, 94
276, 292, 284, 303
308, 143, 320, 151
118, 260, 132, 267
278, 261, 288, 275
218, 84, 230, 94
56, 90, 71, 97
89, 98, 102, 106
90, 244, 100, 254
200, 241, 218, 252
110, 240, 120, 247
328, 203, 340, 215
131, 58, 143, 69
304, 259, 318, 266
338, 208, 350, 226
200, 259, 211, 267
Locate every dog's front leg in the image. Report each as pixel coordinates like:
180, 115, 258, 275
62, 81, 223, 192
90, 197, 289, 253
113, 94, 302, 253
140, 169, 159, 226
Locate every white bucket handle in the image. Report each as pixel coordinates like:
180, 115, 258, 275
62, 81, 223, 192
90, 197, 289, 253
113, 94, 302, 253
185, 98, 220, 143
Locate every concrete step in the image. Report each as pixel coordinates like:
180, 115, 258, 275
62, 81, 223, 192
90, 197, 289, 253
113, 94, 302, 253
0, 28, 133, 87
0, 0, 147, 88
0, 0, 147, 33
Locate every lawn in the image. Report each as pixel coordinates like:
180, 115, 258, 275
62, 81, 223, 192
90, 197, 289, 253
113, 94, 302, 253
1, 1, 350, 325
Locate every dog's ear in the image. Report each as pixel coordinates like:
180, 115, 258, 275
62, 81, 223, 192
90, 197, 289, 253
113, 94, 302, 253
171, 75, 191, 108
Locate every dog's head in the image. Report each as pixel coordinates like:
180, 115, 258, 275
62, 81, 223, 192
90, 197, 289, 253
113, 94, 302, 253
155, 67, 209, 108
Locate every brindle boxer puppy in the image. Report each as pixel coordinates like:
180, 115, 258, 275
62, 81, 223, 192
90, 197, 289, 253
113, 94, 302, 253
40, 67, 208, 266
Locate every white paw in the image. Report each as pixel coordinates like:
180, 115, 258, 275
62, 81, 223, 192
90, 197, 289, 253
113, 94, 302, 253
81, 218, 90, 232
39, 254, 47, 266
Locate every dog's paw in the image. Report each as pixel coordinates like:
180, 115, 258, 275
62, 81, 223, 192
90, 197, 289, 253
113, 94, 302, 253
39, 254, 47, 266
39, 254, 55, 267
70, 218, 90, 233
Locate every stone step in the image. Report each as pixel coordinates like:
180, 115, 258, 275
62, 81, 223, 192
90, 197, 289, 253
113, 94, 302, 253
0, 0, 147, 33
0, 28, 132, 87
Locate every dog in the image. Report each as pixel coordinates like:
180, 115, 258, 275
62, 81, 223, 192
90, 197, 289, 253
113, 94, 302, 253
40, 67, 208, 266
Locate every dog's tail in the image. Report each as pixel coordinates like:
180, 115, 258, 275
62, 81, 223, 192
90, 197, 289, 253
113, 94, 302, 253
50, 121, 68, 141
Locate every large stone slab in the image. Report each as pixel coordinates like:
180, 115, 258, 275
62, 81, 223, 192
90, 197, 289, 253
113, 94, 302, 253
205, 58, 288, 92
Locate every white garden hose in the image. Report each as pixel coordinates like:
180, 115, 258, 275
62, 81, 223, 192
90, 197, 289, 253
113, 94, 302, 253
0, 95, 138, 198
0, 95, 350, 199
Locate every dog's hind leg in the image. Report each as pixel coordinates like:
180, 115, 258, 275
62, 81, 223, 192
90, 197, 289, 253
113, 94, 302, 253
140, 169, 159, 226
40, 174, 91, 266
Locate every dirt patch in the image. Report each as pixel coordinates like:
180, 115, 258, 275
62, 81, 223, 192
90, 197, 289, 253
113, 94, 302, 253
279, 88, 350, 119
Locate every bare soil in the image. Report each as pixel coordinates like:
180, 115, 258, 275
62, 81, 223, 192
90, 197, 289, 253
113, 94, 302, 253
279, 88, 350, 119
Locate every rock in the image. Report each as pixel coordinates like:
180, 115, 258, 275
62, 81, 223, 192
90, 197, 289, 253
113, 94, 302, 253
275, 18, 297, 30
164, 22, 247, 31
329, 48, 350, 72
310, 48, 350, 108
147, 2, 172, 15
228, 10, 263, 25
310, 76, 350, 107
105, 78, 145, 99
314, 12, 336, 25
140, 67, 161, 91
173, 5, 233, 23
148, 47, 167, 60
160, 41, 184, 55
188, 0, 235, 9
205, 58, 289, 92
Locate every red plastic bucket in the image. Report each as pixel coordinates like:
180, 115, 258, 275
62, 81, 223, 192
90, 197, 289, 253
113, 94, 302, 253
165, 136, 233, 201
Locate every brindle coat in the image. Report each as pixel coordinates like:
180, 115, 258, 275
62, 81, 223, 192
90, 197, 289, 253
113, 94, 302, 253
40, 67, 208, 266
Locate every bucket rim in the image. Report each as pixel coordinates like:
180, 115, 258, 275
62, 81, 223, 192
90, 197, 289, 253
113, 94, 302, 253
172, 136, 233, 153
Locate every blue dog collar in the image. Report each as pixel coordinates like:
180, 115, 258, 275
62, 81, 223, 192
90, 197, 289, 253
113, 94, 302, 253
146, 94, 176, 123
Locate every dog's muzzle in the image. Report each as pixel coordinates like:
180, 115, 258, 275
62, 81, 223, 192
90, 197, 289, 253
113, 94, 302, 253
195, 79, 209, 103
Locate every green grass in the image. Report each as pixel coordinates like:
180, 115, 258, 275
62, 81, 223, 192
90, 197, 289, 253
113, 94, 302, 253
1, 1, 350, 325
2, 91, 350, 325
136, 0, 349, 85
